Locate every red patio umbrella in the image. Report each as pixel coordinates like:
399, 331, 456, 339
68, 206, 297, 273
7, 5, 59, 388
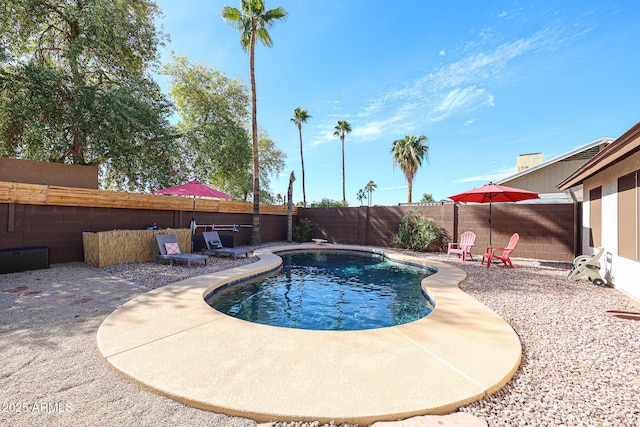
448, 182, 539, 247
153, 180, 232, 233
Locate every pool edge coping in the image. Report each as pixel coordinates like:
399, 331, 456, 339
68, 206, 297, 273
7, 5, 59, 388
96, 244, 522, 424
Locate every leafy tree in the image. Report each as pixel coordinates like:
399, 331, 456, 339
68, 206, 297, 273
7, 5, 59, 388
356, 189, 366, 206
210, 130, 285, 203
391, 134, 429, 203
164, 56, 285, 202
333, 120, 352, 204
290, 107, 311, 207
254, 131, 286, 203
163, 55, 251, 190
365, 180, 377, 207
0, 0, 177, 191
311, 198, 347, 208
222, 0, 288, 245
420, 193, 435, 203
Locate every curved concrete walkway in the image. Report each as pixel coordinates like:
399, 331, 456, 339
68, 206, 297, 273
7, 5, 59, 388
96, 245, 521, 424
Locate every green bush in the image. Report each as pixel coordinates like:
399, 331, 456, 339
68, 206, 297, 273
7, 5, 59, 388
310, 198, 347, 207
293, 217, 314, 242
391, 210, 441, 251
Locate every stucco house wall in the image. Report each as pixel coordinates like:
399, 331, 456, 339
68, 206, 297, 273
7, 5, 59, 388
582, 148, 640, 301
499, 138, 611, 194
505, 159, 593, 194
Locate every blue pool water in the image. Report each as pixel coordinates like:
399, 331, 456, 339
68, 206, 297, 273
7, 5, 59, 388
206, 251, 435, 331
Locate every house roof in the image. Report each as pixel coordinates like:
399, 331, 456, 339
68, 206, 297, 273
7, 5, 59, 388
496, 136, 614, 185
558, 122, 640, 191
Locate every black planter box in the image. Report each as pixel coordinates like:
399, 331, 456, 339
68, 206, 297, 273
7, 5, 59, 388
0, 246, 50, 274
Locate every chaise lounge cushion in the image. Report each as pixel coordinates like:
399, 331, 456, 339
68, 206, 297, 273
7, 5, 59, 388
164, 242, 181, 255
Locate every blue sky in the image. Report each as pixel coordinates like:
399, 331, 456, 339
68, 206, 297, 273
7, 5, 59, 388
153, 0, 639, 206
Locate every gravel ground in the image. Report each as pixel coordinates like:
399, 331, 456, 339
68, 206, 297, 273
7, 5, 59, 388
1, 245, 639, 426
448, 256, 640, 426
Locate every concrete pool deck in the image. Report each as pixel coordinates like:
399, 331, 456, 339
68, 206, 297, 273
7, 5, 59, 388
96, 244, 522, 424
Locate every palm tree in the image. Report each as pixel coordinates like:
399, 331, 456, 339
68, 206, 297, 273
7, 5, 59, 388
365, 180, 377, 207
290, 107, 311, 207
333, 120, 352, 204
287, 171, 295, 243
391, 134, 429, 203
222, 1, 287, 245
356, 189, 366, 206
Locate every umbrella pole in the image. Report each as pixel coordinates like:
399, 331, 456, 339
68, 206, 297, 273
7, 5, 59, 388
489, 199, 493, 248
190, 197, 197, 252
190, 197, 197, 234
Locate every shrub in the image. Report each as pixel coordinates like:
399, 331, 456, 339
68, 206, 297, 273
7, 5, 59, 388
293, 217, 314, 242
310, 198, 347, 207
391, 210, 441, 251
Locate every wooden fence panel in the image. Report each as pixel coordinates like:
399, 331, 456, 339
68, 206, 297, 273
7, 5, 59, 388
0, 181, 294, 264
0, 181, 294, 215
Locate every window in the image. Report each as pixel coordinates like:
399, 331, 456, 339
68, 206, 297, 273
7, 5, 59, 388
618, 171, 639, 260
589, 187, 602, 248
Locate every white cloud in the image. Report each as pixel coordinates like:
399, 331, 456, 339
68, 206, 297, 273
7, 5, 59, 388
453, 167, 518, 184
355, 26, 569, 128
428, 86, 493, 122
309, 129, 337, 147
351, 113, 408, 141
309, 24, 583, 149
352, 122, 383, 139
380, 185, 408, 191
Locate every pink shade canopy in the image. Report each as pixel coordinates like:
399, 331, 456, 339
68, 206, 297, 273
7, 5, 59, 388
448, 183, 539, 204
152, 180, 232, 199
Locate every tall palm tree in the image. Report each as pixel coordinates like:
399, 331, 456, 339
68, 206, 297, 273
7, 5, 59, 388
287, 171, 295, 243
222, 0, 287, 245
333, 120, 352, 204
365, 180, 377, 207
290, 107, 311, 207
391, 134, 429, 203
356, 188, 366, 206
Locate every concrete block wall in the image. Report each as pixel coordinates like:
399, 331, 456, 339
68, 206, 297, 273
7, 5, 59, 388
299, 203, 576, 262
0, 201, 576, 264
1, 203, 287, 264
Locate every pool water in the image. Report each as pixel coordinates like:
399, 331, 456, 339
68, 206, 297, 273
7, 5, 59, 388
207, 251, 435, 331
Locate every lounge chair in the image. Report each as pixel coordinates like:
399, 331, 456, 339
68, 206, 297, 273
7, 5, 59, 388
567, 247, 606, 287
155, 234, 208, 267
447, 231, 476, 261
482, 233, 519, 268
202, 231, 252, 260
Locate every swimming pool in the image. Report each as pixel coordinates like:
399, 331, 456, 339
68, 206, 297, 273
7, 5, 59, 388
206, 250, 435, 330
97, 244, 522, 423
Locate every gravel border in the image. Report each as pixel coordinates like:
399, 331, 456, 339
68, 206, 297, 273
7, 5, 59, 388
1, 245, 639, 426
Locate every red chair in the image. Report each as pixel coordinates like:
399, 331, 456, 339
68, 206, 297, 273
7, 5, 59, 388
482, 233, 520, 268
447, 231, 476, 261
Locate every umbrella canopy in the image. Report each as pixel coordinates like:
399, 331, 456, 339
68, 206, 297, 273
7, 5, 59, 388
449, 182, 539, 246
152, 180, 232, 199
153, 180, 232, 233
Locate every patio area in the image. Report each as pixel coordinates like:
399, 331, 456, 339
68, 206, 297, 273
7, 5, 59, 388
1, 246, 639, 426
